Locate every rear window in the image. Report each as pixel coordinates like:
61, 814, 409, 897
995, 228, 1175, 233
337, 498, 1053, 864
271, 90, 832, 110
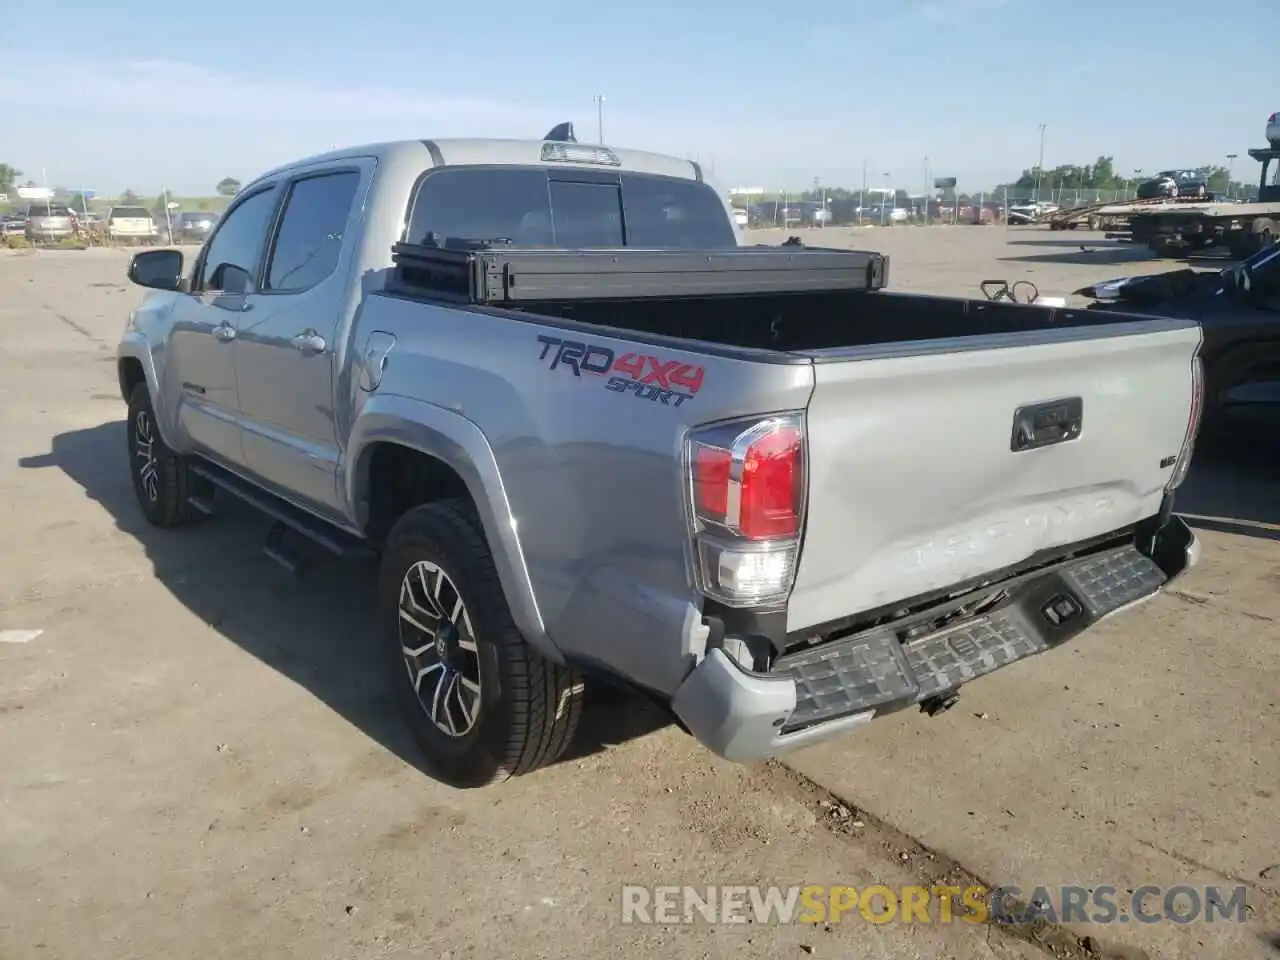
26, 204, 71, 218
111, 207, 152, 219
404, 166, 735, 250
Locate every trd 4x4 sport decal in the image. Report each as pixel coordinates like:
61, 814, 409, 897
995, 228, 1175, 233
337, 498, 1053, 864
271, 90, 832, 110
536, 335, 705, 407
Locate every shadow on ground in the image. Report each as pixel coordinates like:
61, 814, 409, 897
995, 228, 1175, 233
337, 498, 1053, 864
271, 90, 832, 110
18, 421, 672, 785
998, 242, 1155, 266
1177, 408, 1280, 540
1006, 238, 1131, 249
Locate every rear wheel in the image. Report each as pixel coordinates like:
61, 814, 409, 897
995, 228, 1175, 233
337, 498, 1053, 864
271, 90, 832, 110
126, 383, 202, 528
379, 500, 584, 787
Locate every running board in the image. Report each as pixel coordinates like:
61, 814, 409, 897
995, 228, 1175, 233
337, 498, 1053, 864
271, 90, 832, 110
187, 461, 375, 569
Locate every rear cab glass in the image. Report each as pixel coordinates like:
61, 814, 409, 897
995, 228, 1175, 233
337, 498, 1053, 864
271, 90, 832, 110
404, 166, 735, 250
111, 207, 153, 220
26, 203, 72, 218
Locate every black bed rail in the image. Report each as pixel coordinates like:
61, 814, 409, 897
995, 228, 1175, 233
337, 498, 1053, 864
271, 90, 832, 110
387, 243, 890, 304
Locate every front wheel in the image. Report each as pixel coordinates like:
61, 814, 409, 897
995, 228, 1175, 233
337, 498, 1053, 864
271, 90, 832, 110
126, 384, 202, 527
379, 500, 585, 788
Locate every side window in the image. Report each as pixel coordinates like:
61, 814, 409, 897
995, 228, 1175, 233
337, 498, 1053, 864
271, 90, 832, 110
265, 171, 361, 292
406, 168, 552, 248
194, 187, 277, 294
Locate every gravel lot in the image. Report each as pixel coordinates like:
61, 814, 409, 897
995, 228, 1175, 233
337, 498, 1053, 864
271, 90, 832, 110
1, 228, 1276, 960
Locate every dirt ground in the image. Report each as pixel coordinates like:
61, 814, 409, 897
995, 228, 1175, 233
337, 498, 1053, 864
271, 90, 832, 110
0, 228, 1276, 960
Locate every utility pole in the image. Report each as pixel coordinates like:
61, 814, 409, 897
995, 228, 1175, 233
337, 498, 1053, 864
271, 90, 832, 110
923, 155, 930, 223
592, 94, 605, 143
1225, 153, 1237, 199
860, 159, 867, 225
1034, 123, 1047, 202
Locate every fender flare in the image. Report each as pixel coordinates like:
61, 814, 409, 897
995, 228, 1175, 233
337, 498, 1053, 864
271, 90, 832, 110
116, 333, 178, 443
345, 394, 560, 663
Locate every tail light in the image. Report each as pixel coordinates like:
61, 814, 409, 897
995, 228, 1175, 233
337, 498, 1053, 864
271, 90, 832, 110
1167, 353, 1204, 491
685, 413, 805, 607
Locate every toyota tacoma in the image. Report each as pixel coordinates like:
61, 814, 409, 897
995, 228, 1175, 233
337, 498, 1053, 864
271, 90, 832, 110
116, 124, 1204, 787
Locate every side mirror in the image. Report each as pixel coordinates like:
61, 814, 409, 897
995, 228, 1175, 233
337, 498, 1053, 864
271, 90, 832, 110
128, 249, 184, 291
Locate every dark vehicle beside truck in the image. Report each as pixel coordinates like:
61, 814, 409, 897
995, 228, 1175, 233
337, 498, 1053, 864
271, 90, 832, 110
116, 124, 1203, 788
1076, 238, 1280, 422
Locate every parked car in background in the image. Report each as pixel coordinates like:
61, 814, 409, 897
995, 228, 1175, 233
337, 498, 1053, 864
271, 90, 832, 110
730, 207, 748, 229
1136, 170, 1208, 201
862, 204, 909, 224
23, 202, 77, 242
2, 216, 27, 238
103, 206, 159, 244
174, 211, 220, 242
1006, 200, 1060, 224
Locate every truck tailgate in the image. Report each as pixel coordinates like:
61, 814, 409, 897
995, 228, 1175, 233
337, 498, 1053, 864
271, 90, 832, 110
788, 322, 1201, 632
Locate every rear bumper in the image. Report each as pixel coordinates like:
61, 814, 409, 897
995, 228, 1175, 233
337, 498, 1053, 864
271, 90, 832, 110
672, 516, 1199, 763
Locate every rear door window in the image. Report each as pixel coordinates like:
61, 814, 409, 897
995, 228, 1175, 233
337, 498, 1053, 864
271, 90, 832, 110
405, 166, 735, 249
264, 170, 361, 292
111, 207, 152, 219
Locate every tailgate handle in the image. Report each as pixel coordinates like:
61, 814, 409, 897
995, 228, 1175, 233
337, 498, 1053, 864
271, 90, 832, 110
1011, 398, 1083, 452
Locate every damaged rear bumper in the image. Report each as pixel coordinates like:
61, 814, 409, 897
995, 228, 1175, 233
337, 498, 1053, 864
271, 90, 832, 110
672, 515, 1200, 763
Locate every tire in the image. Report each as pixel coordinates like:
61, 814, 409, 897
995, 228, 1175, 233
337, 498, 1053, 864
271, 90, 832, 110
126, 383, 202, 527
379, 499, 584, 788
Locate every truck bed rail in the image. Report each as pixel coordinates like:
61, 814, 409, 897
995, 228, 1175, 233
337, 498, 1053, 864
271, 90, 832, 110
387, 243, 890, 303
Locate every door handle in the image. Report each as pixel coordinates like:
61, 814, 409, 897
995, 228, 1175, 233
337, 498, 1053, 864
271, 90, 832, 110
212, 323, 236, 343
292, 330, 327, 354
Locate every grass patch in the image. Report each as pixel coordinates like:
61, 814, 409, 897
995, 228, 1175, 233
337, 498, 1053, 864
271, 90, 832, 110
1, 235, 30, 249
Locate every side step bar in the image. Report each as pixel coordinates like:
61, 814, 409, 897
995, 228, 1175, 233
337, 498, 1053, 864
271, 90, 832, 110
188, 461, 376, 572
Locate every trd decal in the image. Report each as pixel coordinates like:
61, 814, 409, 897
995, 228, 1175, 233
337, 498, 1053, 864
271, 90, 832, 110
536, 335, 704, 407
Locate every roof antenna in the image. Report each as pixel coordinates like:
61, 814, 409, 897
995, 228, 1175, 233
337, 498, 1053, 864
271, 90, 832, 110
543, 122, 576, 143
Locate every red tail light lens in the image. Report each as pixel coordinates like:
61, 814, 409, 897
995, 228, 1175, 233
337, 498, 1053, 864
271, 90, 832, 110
737, 427, 802, 539
687, 414, 806, 607
693, 446, 731, 522
690, 418, 804, 540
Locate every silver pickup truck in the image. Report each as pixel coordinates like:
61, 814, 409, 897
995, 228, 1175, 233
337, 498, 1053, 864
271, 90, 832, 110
117, 124, 1204, 787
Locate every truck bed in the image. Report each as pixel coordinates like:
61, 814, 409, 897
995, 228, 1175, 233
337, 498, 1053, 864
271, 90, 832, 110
375, 247, 1202, 642
388, 241, 1177, 353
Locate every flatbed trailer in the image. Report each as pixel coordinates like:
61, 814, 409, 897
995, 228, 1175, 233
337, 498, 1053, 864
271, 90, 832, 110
1047, 199, 1131, 231
1114, 147, 1280, 258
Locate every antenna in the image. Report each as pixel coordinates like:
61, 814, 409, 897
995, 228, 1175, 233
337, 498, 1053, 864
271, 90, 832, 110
543, 122, 577, 143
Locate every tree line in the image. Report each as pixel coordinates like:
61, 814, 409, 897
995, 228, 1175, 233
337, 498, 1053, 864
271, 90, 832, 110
1, 157, 1260, 212
0, 165, 244, 210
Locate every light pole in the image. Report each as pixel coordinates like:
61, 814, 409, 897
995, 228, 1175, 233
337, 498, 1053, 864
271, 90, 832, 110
592, 94, 605, 143
882, 172, 891, 225
1034, 123, 1047, 202
1225, 153, 1237, 198
813, 176, 827, 227
859, 159, 867, 225
923, 155, 930, 223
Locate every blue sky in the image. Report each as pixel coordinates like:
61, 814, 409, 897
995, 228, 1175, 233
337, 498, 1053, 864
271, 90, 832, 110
1, 0, 1275, 195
